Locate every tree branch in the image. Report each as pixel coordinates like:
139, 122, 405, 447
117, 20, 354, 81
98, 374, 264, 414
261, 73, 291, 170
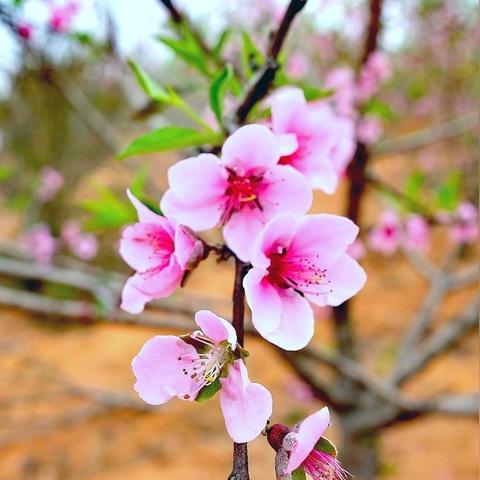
234, 0, 307, 124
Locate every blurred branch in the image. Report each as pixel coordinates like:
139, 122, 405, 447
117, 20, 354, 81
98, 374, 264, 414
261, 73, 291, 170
374, 112, 479, 156
234, 0, 307, 124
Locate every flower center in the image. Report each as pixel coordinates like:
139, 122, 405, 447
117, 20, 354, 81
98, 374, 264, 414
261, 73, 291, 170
221, 168, 264, 223
268, 248, 332, 296
176, 332, 231, 399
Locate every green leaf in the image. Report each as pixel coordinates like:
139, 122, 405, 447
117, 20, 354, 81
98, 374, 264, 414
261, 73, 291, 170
195, 379, 222, 403
291, 468, 306, 480
212, 29, 231, 62
128, 60, 171, 103
118, 126, 215, 159
405, 170, 426, 203
436, 171, 462, 211
158, 35, 210, 76
0, 165, 14, 182
241, 31, 264, 79
209, 64, 234, 125
314, 436, 338, 458
81, 187, 136, 230
363, 98, 395, 121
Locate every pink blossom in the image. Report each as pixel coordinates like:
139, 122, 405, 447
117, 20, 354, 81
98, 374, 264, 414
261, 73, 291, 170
367, 210, 402, 255
161, 125, 312, 262
450, 202, 479, 244
267, 407, 349, 480
286, 53, 310, 79
243, 213, 366, 350
356, 51, 391, 103
346, 238, 366, 260
132, 310, 272, 442
37, 167, 64, 202
324, 67, 357, 118
49, 1, 80, 33
19, 224, 57, 264
270, 88, 355, 193
404, 215, 430, 251
283, 377, 315, 404
356, 115, 383, 144
17, 23, 33, 40
62, 221, 98, 260
119, 190, 204, 314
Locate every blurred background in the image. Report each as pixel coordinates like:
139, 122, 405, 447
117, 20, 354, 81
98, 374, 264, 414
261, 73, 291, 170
0, 0, 478, 479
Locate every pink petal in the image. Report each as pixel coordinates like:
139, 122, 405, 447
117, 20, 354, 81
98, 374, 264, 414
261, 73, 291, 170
307, 254, 367, 307
127, 189, 171, 230
276, 133, 299, 156
250, 213, 299, 270
119, 223, 174, 272
260, 289, 315, 351
260, 165, 313, 218
243, 268, 283, 336
120, 260, 183, 314
194, 310, 237, 347
166, 153, 227, 204
271, 87, 307, 133
161, 189, 223, 231
220, 360, 273, 443
223, 208, 266, 262
174, 225, 203, 270
132, 335, 199, 405
286, 407, 331, 473
288, 214, 359, 267
221, 125, 280, 174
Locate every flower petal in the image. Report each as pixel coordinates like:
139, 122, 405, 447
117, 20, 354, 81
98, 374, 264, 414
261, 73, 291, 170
166, 153, 227, 204
174, 225, 203, 270
161, 189, 223, 231
132, 335, 199, 405
244, 268, 283, 335
286, 407, 331, 473
127, 189, 172, 230
260, 289, 315, 351
271, 87, 307, 133
288, 214, 359, 267
223, 207, 266, 262
220, 360, 273, 443
250, 213, 298, 270
194, 310, 237, 347
277, 133, 299, 156
120, 260, 183, 314
306, 254, 367, 307
221, 124, 280, 174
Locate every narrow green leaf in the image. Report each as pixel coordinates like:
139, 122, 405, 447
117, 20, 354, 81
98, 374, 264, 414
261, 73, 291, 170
0, 165, 14, 182
241, 31, 264, 79
118, 126, 214, 159
195, 379, 222, 403
291, 468, 306, 480
314, 436, 338, 458
158, 36, 210, 76
209, 64, 233, 125
363, 98, 395, 121
128, 60, 171, 103
212, 29, 231, 62
436, 171, 462, 211
405, 170, 426, 203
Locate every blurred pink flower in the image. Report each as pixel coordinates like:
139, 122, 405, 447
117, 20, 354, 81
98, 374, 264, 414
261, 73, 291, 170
356, 51, 392, 102
120, 190, 204, 314
37, 167, 64, 202
17, 22, 33, 40
62, 221, 98, 261
132, 310, 272, 443
270, 87, 355, 193
324, 67, 357, 118
346, 238, 366, 260
368, 210, 402, 255
286, 52, 310, 79
356, 116, 383, 144
404, 215, 430, 251
450, 202, 479, 245
267, 407, 349, 479
19, 224, 57, 264
283, 377, 315, 403
244, 213, 366, 350
49, 1, 80, 33
161, 125, 312, 262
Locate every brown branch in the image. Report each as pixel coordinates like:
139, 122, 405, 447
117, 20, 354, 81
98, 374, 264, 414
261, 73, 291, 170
229, 258, 250, 480
234, 0, 307, 124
